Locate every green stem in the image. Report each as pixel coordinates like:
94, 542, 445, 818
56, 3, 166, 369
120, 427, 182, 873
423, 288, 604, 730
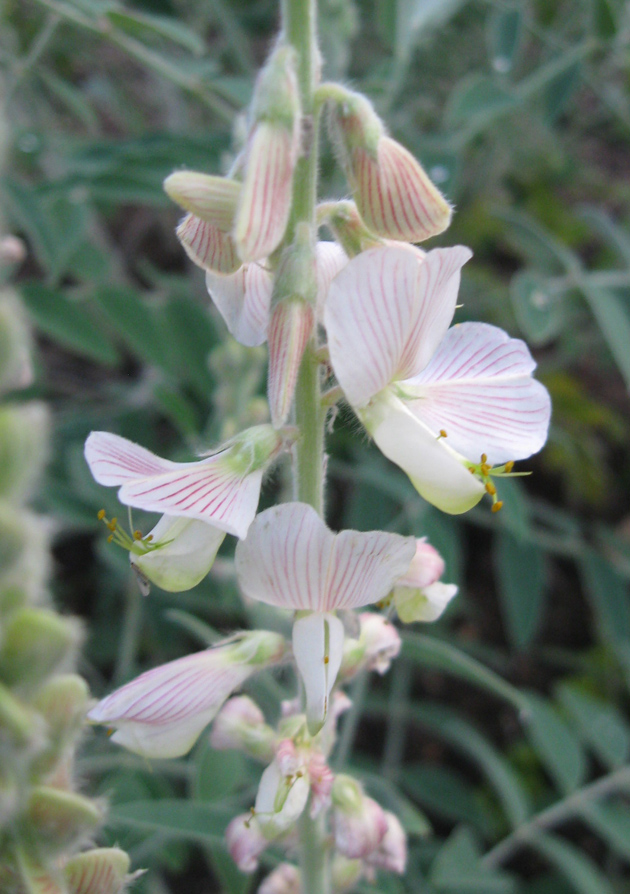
298, 810, 330, 894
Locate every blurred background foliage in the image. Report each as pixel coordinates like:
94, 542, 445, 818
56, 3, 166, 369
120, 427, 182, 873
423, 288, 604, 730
3, 0, 630, 891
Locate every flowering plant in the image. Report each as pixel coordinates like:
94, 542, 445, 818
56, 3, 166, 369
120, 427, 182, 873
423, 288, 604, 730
83, 2, 550, 891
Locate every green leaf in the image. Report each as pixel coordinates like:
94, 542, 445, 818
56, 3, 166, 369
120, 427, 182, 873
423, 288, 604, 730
403, 764, 493, 835
402, 633, 529, 712
510, 270, 565, 345
556, 682, 630, 769
108, 799, 234, 846
20, 283, 120, 366
578, 206, 630, 267
591, 0, 618, 38
579, 800, 630, 862
0, 179, 58, 272
495, 530, 547, 652
577, 282, 630, 391
579, 551, 630, 654
395, 0, 467, 63
529, 832, 615, 894
164, 610, 222, 645
106, 10, 206, 55
487, 5, 524, 75
445, 74, 517, 131
543, 62, 582, 123
431, 826, 517, 893
496, 209, 575, 274
524, 693, 588, 794
93, 285, 165, 369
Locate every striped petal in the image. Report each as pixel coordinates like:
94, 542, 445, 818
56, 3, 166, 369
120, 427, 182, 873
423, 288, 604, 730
325, 245, 471, 407
235, 502, 415, 612
87, 649, 254, 758
176, 213, 241, 274
315, 240, 349, 319
293, 611, 345, 734
130, 516, 225, 593
206, 261, 273, 347
85, 430, 274, 539
403, 322, 552, 464
234, 123, 297, 262
267, 299, 314, 428
361, 390, 485, 514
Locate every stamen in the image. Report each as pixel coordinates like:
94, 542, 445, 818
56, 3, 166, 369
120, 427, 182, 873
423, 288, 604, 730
485, 482, 496, 495
481, 453, 487, 464
133, 530, 143, 541
504, 461, 514, 473
438, 429, 448, 439
491, 501, 503, 513
97, 509, 106, 521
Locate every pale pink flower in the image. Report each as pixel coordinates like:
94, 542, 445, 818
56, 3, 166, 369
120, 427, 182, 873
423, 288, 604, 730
226, 813, 269, 873
235, 502, 415, 733
325, 245, 551, 514
308, 752, 334, 818
258, 864, 301, 894
331, 776, 388, 860
366, 810, 407, 874
267, 299, 315, 428
85, 425, 284, 540
87, 631, 285, 758
398, 538, 445, 589
209, 695, 275, 762
393, 537, 458, 623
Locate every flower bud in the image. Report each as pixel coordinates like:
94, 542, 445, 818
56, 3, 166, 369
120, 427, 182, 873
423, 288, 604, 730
15, 858, 67, 894
331, 855, 363, 893
340, 613, 401, 679
234, 46, 301, 262
393, 541, 457, 624
176, 212, 241, 274
25, 786, 103, 854
32, 675, 90, 774
0, 403, 49, 503
317, 200, 382, 258
0, 608, 82, 690
366, 810, 407, 874
65, 848, 132, 894
258, 863, 301, 894
0, 680, 38, 743
224, 423, 286, 478
0, 504, 50, 614
331, 775, 387, 859
307, 751, 334, 817
226, 812, 269, 873
267, 299, 314, 428
254, 748, 310, 838
209, 695, 275, 762
398, 538, 445, 589
0, 290, 33, 394
164, 172, 240, 230
0, 235, 27, 266
327, 89, 451, 243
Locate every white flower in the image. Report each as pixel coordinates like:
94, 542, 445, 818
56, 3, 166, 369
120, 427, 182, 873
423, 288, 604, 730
235, 503, 415, 733
324, 245, 551, 514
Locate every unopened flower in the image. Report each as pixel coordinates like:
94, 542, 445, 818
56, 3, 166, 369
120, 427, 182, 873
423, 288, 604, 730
226, 812, 269, 873
392, 538, 457, 623
325, 245, 551, 514
85, 425, 285, 540
331, 775, 387, 859
87, 631, 286, 758
233, 45, 301, 262
64, 847, 132, 894
366, 810, 407, 874
254, 740, 310, 838
235, 503, 415, 733
258, 863, 301, 894
327, 89, 451, 243
340, 612, 402, 680
205, 241, 347, 348
210, 695, 275, 762
307, 751, 334, 817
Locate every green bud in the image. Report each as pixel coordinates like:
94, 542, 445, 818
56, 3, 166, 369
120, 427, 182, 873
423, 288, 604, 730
25, 786, 103, 855
0, 608, 82, 690
230, 630, 287, 666
32, 675, 90, 775
0, 680, 38, 743
65, 848, 131, 894
331, 774, 363, 813
0, 504, 51, 613
226, 424, 284, 476
163, 172, 240, 230
251, 45, 300, 130
0, 403, 50, 503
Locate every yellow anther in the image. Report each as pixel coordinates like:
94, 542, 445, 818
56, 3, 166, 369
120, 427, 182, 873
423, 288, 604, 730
133, 530, 143, 541
250, 806, 256, 816
468, 467, 476, 474
439, 429, 448, 439
491, 501, 504, 513
146, 534, 153, 542
481, 453, 487, 464
485, 482, 496, 495
481, 463, 491, 476
504, 461, 514, 473
107, 534, 114, 542
296, 770, 304, 778
324, 656, 329, 665
97, 509, 106, 521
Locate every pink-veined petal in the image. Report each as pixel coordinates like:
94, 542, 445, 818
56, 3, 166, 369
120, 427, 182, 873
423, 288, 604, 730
403, 322, 552, 464
87, 649, 254, 758
234, 503, 414, 612
131, 516, 225, 593
325, 245, 471, 407
293, 612, 345, 734
118, 459, 264, 539
268, 300, 314, 428
315, 240, 349, 319
206, 262, 273, 347
85, 431, 177, 485
361, 391, 485, 514
176, 213, 241, 274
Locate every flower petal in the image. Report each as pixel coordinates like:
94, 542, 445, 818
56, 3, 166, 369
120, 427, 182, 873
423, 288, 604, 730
293, 612, 345, 734
394, 581, 458, 624
87, 649, 254, 758
206, 262, 273, 347
325, 245, 471, 407
85, 431, 177, 485
315, 240, 348, 319
118, 456, 264, 539
176, 213, 241, 274
131, 516, 225, 593
235, 502, 415, 612
361, 391, 485, 514
267, 300, 314, 428
402, 322, 552, 464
